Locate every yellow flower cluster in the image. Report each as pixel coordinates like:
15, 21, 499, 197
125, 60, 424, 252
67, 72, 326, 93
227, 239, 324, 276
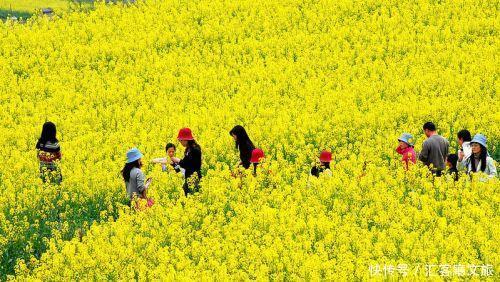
0, 0, 498, 280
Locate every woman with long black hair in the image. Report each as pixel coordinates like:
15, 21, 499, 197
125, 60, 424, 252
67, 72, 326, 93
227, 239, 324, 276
36, 121, 62, 184
122, 148, 152, 202
171, 128, 202, 196
229, 125, 255, 169
463, 134, 497, 179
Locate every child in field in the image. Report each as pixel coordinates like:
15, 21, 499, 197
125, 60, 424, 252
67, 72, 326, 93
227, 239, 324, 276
171, 128, 202, 196
310, 150, 333, 177
151, 143, 185, 175
446, 154, 459, 181
396, 133, 416, 170
250, 148, 265, 176
36, 121, 62, 184
122, 148, 153, 206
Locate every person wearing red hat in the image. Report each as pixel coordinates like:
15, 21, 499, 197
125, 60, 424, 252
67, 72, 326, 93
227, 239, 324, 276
171, 128, 202, 196
310, 150, 332, 177
250, 148, 265, 175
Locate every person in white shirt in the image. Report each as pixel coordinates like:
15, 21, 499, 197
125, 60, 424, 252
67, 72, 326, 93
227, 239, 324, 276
457, 129, 472, 165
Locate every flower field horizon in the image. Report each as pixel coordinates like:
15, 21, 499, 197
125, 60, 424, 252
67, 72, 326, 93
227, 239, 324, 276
0, 0, 498, 280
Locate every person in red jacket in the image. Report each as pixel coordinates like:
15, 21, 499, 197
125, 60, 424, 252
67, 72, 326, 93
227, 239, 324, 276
396, 133, 416, 170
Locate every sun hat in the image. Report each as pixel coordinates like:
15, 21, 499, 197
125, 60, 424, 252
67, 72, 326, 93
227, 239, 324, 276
126, 148, 143, 163
470, 134, 487, 148
319, 150, 332, 163
177, 128, 194, 141
250, 148, 265, 163
398, 133, 415, 146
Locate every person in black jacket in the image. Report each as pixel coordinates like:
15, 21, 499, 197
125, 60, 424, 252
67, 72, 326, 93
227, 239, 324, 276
171, 128, 202, 196
229, 125, 255, 169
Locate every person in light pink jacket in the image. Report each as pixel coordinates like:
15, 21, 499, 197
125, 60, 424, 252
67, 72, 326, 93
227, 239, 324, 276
396, 133, 416, 170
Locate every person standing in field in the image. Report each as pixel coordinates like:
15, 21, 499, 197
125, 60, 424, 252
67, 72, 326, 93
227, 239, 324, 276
36, 121, 62, 184
229, 125, 255, 169
457, 129, 472, 165
310, 150, 333, 177
462, 134, 497, 179
151, 143, 185, 175
122, 148, 152, 204
250, 148, 265, 176
396, 133, 417, 170
171, 128, 202, 196
418, 122, 449, 176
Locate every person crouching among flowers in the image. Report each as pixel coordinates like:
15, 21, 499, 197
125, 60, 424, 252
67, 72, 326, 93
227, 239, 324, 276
310, 150, 333, 177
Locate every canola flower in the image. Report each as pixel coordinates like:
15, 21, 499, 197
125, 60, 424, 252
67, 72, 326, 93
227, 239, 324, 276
0, 0, 498, 280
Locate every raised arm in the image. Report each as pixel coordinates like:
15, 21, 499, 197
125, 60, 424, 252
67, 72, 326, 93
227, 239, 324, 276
151, 157, 167, 164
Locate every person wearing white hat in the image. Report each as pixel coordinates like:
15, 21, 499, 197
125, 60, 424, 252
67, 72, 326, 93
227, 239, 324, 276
122, 148, 152, 201
463, 134, 497, 179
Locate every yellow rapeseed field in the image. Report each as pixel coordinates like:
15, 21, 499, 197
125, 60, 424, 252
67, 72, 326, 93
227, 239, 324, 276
0, 0, 498, 280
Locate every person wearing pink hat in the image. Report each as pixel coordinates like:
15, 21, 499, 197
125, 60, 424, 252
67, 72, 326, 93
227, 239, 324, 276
310, 150, 333, 177
250, 148, 265, 175
171, 128, 202, 196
